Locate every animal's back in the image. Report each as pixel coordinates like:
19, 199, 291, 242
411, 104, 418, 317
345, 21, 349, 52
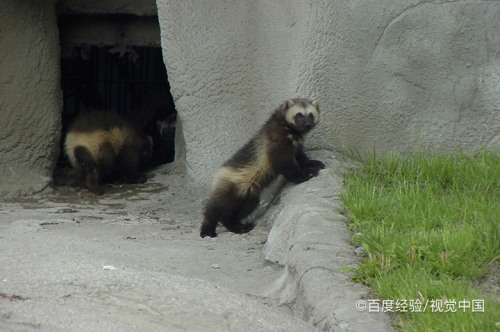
64, 111, 131, 167
70, 111, 127, 131
213, 129, 276, 196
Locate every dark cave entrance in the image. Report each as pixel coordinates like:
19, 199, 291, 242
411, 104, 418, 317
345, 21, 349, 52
56, 13, 176, 180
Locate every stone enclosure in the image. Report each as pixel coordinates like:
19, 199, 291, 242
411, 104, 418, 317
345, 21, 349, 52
0, 0, 499, 197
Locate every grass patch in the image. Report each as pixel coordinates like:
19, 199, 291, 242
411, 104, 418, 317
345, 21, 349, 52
340, 150, 500, 331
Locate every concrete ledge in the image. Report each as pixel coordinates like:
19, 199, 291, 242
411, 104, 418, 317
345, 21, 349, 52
263, 154, 392, 331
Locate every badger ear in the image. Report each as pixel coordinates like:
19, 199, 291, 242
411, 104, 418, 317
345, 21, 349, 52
312, 100, 318, 108
282, 99, 295, 112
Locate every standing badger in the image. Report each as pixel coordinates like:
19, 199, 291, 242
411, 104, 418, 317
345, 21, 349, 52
200, 98, 325, 238
64, 110, 153, 195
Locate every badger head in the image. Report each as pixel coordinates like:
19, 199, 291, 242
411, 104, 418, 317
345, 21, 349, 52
157, 113, 177, 142
282, 98, 320, 134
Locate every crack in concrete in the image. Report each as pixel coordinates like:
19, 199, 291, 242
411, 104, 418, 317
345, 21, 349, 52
368, 0, 458, 69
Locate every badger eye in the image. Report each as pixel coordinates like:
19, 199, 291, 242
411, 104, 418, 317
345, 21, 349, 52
309, 113, 314, 119
295, 113, 304, 120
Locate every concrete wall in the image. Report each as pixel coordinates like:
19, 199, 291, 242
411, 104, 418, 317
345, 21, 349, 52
58, 0, 160, 47
157, 0, 500, 189
57, 0, 157, 16
0, 0, 161, 199
0, 0, 62, 198
0, 1, 499, 197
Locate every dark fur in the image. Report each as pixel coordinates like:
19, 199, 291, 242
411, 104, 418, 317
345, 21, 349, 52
65, 111, 153, 195
201, 98, 325, 238
128, 88, 177, 166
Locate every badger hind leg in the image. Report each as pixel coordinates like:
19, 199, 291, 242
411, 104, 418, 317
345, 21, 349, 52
74, 146, 104, 195
226, 195, 259, 233
201, 191, 258, 238
200, 216, 218, 238
201, 190, 236, 238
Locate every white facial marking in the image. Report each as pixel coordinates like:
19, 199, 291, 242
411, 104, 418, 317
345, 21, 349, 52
306, 105, 320, 124
285, 104, 319, 125
285, 105, 303, 124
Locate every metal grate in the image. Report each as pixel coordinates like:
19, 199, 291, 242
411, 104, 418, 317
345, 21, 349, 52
60, 45, 170, 130
58, 45, 175, 167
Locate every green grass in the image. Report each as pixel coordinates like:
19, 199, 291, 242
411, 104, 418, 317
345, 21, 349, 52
340, 150, 500, 331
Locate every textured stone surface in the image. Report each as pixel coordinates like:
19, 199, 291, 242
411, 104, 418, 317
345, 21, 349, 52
0, 167, 317, 332
0, 0, 62, 198
157, 0, 500, 190
1, 1, 498, 329
1, 1, 499, 197
263, 151, 392, 331
57, 0, 157, 16
0, 153, 386, 331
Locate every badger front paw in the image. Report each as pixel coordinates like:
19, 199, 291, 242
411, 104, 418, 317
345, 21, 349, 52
304, 160, 325, 177
200, 224, 217, 238
307, 160, 325, 170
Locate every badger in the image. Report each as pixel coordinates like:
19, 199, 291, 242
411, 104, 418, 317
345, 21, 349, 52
200, 98, 325, 238
157, 113, 177, 143
155, 113, 177, 163
128, 88, 177, 166
64, 110, 153, 195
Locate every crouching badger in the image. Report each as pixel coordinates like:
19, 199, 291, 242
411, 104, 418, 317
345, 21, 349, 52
200, 98, 325, 238
65, 110, 153, 195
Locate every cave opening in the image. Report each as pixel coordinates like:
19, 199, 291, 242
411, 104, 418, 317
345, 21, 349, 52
55, 13, 176, 187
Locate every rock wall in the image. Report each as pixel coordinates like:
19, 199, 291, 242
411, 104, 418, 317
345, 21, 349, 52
0, 1, 499, 197
262, 153, 392, 330
57, 0, 157, 16
320, 1, 500, 154
0, 0, 62, 198
157, 0, 500, 189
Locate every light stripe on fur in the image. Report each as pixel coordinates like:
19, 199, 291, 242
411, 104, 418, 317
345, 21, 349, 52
211, 138, 275, 196
65, 128, 129, 167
